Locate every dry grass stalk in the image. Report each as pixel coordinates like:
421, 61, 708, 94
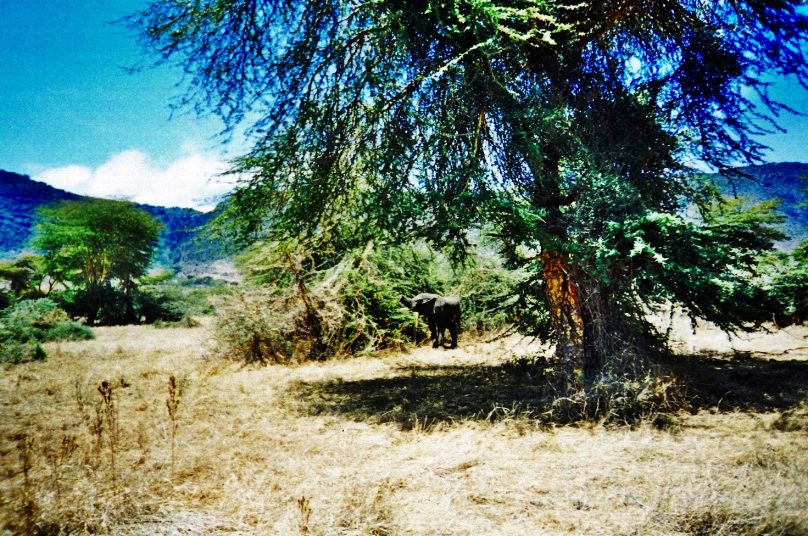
297, 495, 312, 535
97, 379, 119, 489
16, 433, 38, 536
0, 322, 806, 534
166, 374, 181, 479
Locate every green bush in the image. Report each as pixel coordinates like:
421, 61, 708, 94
60, 285, 129, 326
41, 321, 95, 342
3, 298, 94, 342
137, 282, 215, 325
765, 240, 808, 325
137, 285, 188, 323
452, 256, 523, 334
0, 338, 46, 364
0, 298, 93, 364
216, 241, 526, 364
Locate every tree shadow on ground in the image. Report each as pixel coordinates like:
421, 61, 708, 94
285, 362, 549, 429
659, 351, 808, 413
285, 351, 808, 429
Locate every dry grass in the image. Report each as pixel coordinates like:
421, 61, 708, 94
1, 320, 807, 535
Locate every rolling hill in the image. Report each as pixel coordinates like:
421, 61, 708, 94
709, 162, 808, 248
0, 169, 226, 270
1, 162, 806, 270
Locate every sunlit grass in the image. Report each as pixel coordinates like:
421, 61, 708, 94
1, 321, 806, 534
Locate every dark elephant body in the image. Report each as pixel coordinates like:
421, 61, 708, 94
401, 293, 461, 348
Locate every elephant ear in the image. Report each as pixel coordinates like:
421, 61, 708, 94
413, 294, 438, 314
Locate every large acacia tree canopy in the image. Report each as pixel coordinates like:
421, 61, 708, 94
130, 0, 807, 245
31, 199, 163, 288
131, 1, 805, 363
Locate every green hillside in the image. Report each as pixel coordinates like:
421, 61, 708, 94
0, 169, 225, 268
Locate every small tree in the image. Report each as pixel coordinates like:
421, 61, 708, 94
31, 199, 163, 324
0, 255, 53, 305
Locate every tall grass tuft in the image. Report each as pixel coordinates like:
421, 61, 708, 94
166, 375, 182, 479
97, 380, 119, 488
16, 433, 38, 536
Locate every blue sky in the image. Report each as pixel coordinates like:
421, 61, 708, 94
1, 2, 807, 211
0, 1, 242, 210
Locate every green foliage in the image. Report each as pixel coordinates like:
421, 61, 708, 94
137, 281, 214, 325
130, 0, 807, 245
32, 199, 163, 288
2, 298, 94, 342
0, 298, 93, 364
762, 239, 808, 325
216, 240, 521, 364
59, 285, 129, 326
31, 199, 163, 325
131, 0, 807, 378
0, 255, 51, 304
614, 197, 788, 332
0, 338, 46, 365
452, 255, 523, 333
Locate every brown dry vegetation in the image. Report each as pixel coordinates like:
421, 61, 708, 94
2, 319, 807, 535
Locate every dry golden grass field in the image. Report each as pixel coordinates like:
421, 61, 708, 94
2, 319, 807, 535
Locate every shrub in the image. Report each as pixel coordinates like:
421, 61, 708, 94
216, 242, 461, 363
452, 256, 523, 334
3, 298, 94, 342
41, 321, 95, 342
213, 290, 296, 364
138, 281, 216, 325
59, 286, 129, 326
766, 240, 808, 325
137, 285, 188, 324
0, 337, 46, 364
0, 298, 92, 364
216, 240, 531, 364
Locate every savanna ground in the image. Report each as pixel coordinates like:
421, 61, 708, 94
1, 318, 807, 535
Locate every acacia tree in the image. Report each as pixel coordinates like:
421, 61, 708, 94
130, 1, 806, 374
31, 199, 163, 324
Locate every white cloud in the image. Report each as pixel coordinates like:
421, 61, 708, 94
33, 148, 236, 212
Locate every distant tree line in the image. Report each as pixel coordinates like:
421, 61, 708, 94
0, 199, 216, 363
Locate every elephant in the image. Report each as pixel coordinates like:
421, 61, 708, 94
400, 293, 462, 349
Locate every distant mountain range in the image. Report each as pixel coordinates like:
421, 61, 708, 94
0, 169, 226, 270
708, 162, 808, 248
1, 163, 806, 270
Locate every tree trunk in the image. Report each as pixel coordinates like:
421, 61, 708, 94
541, 249, 585, 369
122, 277, 137, 324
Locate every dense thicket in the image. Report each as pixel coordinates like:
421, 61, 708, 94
215, 240, 520, 363
130, 1, 808, 374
